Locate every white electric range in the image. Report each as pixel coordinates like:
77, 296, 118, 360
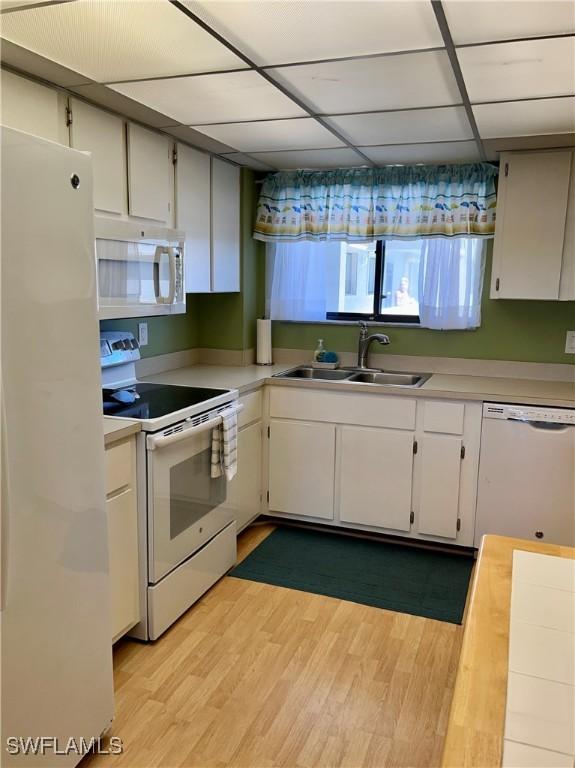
101, 331, 241, 640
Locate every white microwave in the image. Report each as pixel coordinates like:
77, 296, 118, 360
95, 217, 185, 320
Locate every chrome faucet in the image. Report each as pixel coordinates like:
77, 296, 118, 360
357, 321, 390, 369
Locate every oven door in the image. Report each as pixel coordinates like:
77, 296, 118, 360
147, 413, 236, 584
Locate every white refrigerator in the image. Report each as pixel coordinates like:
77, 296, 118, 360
1, 127, 114, 765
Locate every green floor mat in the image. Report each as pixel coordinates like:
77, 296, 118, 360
231, 527, 474, 624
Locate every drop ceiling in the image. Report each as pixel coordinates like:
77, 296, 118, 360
1, 0, 574, 171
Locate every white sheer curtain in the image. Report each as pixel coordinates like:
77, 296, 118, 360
266, 241, 339, 321
418, 238, 485, 330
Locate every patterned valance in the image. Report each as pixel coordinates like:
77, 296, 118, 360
253, 164, 498, 242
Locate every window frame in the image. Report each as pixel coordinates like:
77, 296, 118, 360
326, 240, 421, 324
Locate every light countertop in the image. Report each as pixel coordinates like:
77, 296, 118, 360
103, 416, 141, 446
441, 535, 575, 768
143, 364, 575, 407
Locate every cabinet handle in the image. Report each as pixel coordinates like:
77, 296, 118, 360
456, 518, 461, 532
460, 445, 466, 460
410, 511, 414, 525
504, 162, 509, 177
413, 439, 418, 454
495, 278, 500, 291
535, 530, 544, 539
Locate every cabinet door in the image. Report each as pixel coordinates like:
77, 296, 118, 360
107, 488, 139, 642
211, 158, 240, 292
69, 99, 126, 215
1, 69, 67, 144
417, 435, 462, 540
175, 143, 211, 292
127, 123, 172, 222
226, 421, 262, 532
268, 420, 335, 520
339, 426, 414, 531
492, 151, 572, 299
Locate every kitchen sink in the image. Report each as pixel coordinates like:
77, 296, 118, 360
274, 366, 354, 380
273, 366, 430, 387
347, 371, 430, 387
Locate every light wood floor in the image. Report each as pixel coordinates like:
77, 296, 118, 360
84, 524, 464, 768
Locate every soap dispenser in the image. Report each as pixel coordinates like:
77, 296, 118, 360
314, 339, 325, 362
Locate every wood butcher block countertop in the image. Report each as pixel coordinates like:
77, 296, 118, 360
441, 535, 575, 768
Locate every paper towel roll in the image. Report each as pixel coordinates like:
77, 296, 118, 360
256, 318, 272, 365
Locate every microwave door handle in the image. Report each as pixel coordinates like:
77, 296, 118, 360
147, 403, 244, 451
165, 247, 177, 304
153, 246, 162, 303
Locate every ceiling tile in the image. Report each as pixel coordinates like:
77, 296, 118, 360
325, 106, 472, 146
360, 141, 481, 165
270, 51, 462, 114
191, 118, 345, 152
0, 38, 92, 87
458, 37, 575, 103
182, 0, 443, 66
248, 148, 369, 170
220, 152, 277, 171
111, 71, 306, 125
163, 125, 235, 154
474, 97, 575, 138
443, 1, 575, 45
0, 0, 244, 82
69, 83, 180, 128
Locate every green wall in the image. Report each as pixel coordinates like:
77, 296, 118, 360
272, 244, 575, 365
100, 293, 200, 359
101, 175, 574, 366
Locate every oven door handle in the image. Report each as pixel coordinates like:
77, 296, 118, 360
146, 403, 243, 451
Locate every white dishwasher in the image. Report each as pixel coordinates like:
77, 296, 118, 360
475, 402, 575, 547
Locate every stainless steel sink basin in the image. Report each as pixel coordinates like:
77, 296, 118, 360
347, 371, 429, 387
273, 366, 430, 387
274, 366, 354, 381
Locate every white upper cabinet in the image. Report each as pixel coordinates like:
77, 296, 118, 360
127, 123, 172, 223
491, 150, 573, 300
69, 99, 127, 215
0, 70, 68, 144
175, 143, 212, 293
211, 158, 240, 293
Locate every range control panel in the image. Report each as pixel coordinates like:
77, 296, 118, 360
100, 331, 141, 368
484, 403, 575, 425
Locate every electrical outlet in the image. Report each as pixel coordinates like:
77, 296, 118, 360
138, 322, 148, 347
565, 331, 575, 354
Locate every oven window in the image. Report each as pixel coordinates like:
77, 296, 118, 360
170, 447, 225, 539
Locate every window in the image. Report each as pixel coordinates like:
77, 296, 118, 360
327, 240, 420, 324
266, 238, 485, 330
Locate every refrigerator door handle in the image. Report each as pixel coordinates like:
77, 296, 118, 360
0, 391, 8, 612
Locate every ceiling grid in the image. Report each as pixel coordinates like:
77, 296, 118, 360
0, 0, 573, 170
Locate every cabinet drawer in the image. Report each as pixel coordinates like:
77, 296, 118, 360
105, 438, 132, 496
423, 401, 465, 435
239, 390, 262, 429
269, 387, 416, 430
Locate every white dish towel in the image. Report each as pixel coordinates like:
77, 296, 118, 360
211, 408, 239, 481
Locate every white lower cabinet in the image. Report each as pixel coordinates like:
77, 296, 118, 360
226, 420, 263, 533
339, 426, 414, 531
268, 420, 336, 520
105, 434, 139, 643
266, 387, 482, 547
416, 434, 462, 539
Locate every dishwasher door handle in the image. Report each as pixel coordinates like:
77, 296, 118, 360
508, 417, 573, 431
